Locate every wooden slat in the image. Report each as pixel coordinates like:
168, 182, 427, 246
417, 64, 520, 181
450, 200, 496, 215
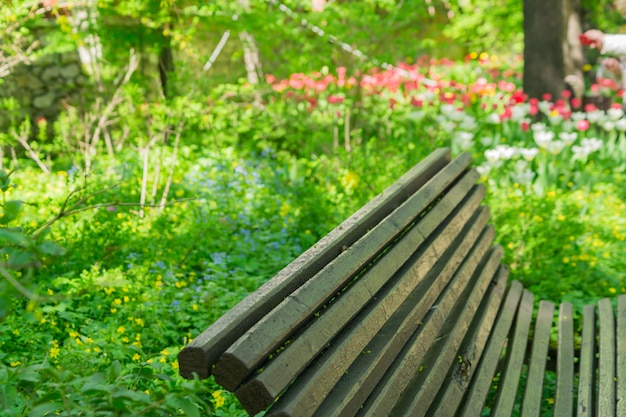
213, 160, 477, 391
598, 298, 616, 417
520, 300, 554, 417
353, 228, 497, 417
617, 295, 626, 416
577, 304, 596, 417
390, 246, 504, 417
423, 264, 510, 417
265, 199, 493, 417
234, 178, 486, 414
554, 302, 574, 416
177, 148, 453, 379
314, 206, 493, 417
490, 289, 534, 417
458, 280, 524, 416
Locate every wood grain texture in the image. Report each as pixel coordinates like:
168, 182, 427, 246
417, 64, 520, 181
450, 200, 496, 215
553, 302, 574, 417
262, 178, 486, 417
314, 206, 493, 417
459, 280, 524, 417
237, 181, 487, 415
354, 227, 497, 417
617, 295, 626, 416
178, 149, 454, 379
520, 300, 554, 417
577, 304, 596, 417
598, 298, 616, 417
423, 264, 509, 417
391, 246, 504, 417
490, 289, 534, 417
214, 157, 475, 392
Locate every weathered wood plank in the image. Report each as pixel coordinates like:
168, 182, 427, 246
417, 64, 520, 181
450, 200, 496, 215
235, 181, 487, 415
264, 194, 492, 417
389, 246, 504, 416
598, 298, 616, 417
458, 280, 524, 417
422, 264, 509, 417
353, 228, 498, 417
213, 158, 475, 391
178, 148, 454, 379
553, 302, 574, 416
617, 295, 626, 416
520, 300, 554, 417
576, 304, 596, 417
490, 289, 534, 417
214, 165, 479, 392
314, 206, 493, 417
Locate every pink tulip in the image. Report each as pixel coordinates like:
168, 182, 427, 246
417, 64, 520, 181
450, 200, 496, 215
576, 119, 590, 131
327, 95, 344, 104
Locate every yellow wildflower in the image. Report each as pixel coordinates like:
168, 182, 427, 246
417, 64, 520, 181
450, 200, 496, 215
50, 347, 60, 359
212, 391, 226, 408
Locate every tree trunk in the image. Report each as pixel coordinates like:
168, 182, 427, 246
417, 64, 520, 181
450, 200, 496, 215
563, 0, 584, 98
159, 31, 174, 98
523, 0, 567, 99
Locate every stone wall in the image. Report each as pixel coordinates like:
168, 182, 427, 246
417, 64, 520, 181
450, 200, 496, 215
0, 48, 88, 130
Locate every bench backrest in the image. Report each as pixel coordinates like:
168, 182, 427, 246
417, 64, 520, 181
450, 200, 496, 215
178, 149, 512, 416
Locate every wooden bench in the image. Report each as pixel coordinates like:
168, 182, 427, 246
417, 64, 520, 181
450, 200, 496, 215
178, 148, 626, 416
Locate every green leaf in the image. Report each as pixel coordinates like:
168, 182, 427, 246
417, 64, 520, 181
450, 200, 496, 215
109, 360, 122, 381
5, 248, 37, 270
37, 241, 67, 257
0, 383, 17, 409
81, 382, 112, 396
16, 366, 40, 383
0, 171, 10, 192
112, 388, 151, 404
0, 200, 23, 225
28, 402, 62, 417
0, 228, 32, 247
166, 396, 201, 417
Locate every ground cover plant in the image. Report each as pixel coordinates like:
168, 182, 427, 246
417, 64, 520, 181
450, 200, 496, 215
2, 51, 626, 416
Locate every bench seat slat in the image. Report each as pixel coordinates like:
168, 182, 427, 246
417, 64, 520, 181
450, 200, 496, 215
391, 246, 505, 417
577, 304, 596, 417
617, 295, 626, 415
235, 179, 487, 414
353, 227, 497, 416
520, 300, 554, 417
598, 298, 616, 417
264, 202, 494, 417
491, 289, 534, 417
422, 265, 509, 417
458, 280, 524, 416
177, 148, 453, 379
214, 160, 477, 391
554, 302, 574, 416
314, 206, 493, 417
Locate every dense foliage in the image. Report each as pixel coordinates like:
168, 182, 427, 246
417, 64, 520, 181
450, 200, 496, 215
2, 0, 626, 415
